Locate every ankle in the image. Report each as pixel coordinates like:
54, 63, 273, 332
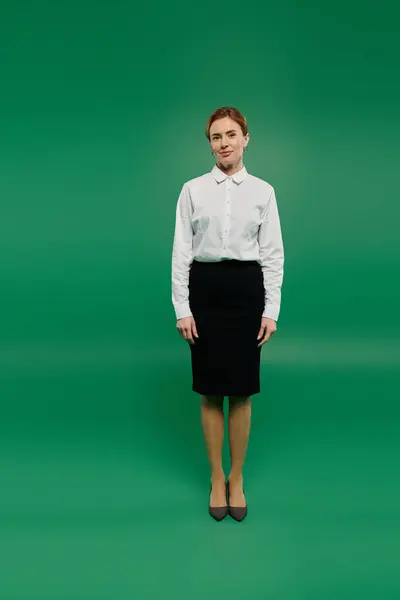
228, 472, 243, 484
211, 469, 225, 484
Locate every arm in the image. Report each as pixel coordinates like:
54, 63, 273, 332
171, 183, 194, 320
258, 187, 284, 321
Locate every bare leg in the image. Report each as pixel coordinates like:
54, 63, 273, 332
201, 395, 226, 507
228, 395, 251, 507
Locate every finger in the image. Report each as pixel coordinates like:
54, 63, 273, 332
181, 326, 189, 341
192, 322, 199, 338
258, 330, 271, 347
257, 326, 265, 340
264, 330, 272, 343
186, 327, 194, 344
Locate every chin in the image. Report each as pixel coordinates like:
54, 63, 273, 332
224, 159, 236, 168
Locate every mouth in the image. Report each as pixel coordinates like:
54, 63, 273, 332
220, 151, 232, 157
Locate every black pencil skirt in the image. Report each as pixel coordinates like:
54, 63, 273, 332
188, 259, 265, 397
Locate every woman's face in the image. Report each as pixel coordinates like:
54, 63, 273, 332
209, 116, 249, 169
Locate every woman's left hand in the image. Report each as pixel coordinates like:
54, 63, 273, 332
257, 317, 277, 347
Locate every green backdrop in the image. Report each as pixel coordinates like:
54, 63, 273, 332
1, 0, 399, 598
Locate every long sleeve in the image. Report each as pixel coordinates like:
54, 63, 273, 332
171, 183, 194, 320
258, 187, 284, 321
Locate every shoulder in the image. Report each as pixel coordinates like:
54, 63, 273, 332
246, 172, 275, 196
182, 171, 213, 192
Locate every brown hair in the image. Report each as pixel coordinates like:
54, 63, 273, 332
205, 106, 248, 140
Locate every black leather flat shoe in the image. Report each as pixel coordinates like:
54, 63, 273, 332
209, 483, 228, 521
227, 480, 247, 521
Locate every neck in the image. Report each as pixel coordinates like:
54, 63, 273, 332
217, 159, 244, 176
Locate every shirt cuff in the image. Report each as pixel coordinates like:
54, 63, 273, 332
174, 303, 193, 320
262, 305, 280, 321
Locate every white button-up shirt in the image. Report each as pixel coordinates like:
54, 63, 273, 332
172, 164, 284, 321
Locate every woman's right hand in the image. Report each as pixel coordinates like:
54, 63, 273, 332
176, 316, 199, 344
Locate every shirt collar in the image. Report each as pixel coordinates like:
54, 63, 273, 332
211, 164, 248, 184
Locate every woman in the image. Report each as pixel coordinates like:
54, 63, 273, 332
171, 106, 284, 521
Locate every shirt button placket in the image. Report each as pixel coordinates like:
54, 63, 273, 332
223, 177, 231, 250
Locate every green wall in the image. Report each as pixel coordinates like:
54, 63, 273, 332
1, 1, 398, 597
